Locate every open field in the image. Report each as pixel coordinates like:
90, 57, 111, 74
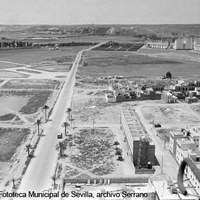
0, 70, 29, 78
0, 95, 29, 116
0, 90, 52, 115
0, 128, 30, 161
138, 48, 200, 63
16, 69, 41, 74
0, 47, 88, 65
0, 62, 24, 69
80, 50, 200, 79
31, 63, 71, 72
60, 128, 116, 176
140, 103, 200, 129
2, 79, 61, 90
19, 90, 52, 115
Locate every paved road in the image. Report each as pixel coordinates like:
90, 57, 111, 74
16, 42, 108, 196
135, 105, 179, 180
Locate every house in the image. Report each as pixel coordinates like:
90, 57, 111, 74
147, 41, 170, 49
185, 96, 198, 104
194, 40, 200, 52
161, 91, 178, 103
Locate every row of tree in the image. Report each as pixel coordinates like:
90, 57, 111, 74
0, 41, 33, 48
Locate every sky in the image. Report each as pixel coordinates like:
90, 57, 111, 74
0, 0, 200, 25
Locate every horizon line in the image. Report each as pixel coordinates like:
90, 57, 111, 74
0, 23, 200, 26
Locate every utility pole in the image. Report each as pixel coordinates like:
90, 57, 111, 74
161, 155, 164, 174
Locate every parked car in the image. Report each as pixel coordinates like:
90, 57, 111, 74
154, 124, 161, 128
57, 133, 63, 139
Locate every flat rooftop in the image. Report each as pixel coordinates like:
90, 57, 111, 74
153, 181, 197, 200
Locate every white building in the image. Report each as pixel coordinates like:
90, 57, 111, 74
175, 137, 196, 164
194, 40, 200, 52
153, 181, 196, 200
184, 158, 200, 196
174, 38, 193, 50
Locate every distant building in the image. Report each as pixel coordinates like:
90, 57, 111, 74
174, 38, 193, 50
185, 96, 198, 104
136, 88, 161, 101
147, 41, 170, 49
161, 91, 178, 103
194, 40, 200, 52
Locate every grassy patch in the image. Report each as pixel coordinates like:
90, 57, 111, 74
19, 91, 52, 115
32, 64, 71, 72
156, 128, 171, 141
16, 69, 41, 74
3, 79, 60, 90
66, 128, 115, 175
80, 50, 200, 78
0, 128, 30, 161
0, 113, 16, 121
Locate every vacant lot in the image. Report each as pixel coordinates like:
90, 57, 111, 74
31, 63, 71, 72
80, 50, 200, 79
2, 79, 60, 90
0, 128, 30, 161
0, 90, 52, 115
19, 90, 52, 115
16, 69, 41, 74
0, 62, 24, 69
138, 48, 200, 63
0, 70, 28, 78
141, 104, 200, 129
70, 128, 115, 173
0, 95, 29, 116
0, 47, 87, 65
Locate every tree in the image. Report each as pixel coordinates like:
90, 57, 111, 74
36, 119, 42, 136
67, 108, 72, 127
51, 174, 57, 189
26, 144, 32, 157
12, 177, 16, 189
43, 105, 49, 123
59, 142, 63, 157
166, 71, 172, 79
114, 141, 120, 146
63, 122, 70, 136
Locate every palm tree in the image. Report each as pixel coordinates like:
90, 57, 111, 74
43, 105, 49, 123
12, 177, 16, 189
36, 119, 42, 136
26, 144, 32, 157
63, 122, 70, 136
51, 174, 57, 188
67, 108, 72, 127
59, 142, 63, 157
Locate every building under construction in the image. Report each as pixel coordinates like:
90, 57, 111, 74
121, 108, 156, 168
